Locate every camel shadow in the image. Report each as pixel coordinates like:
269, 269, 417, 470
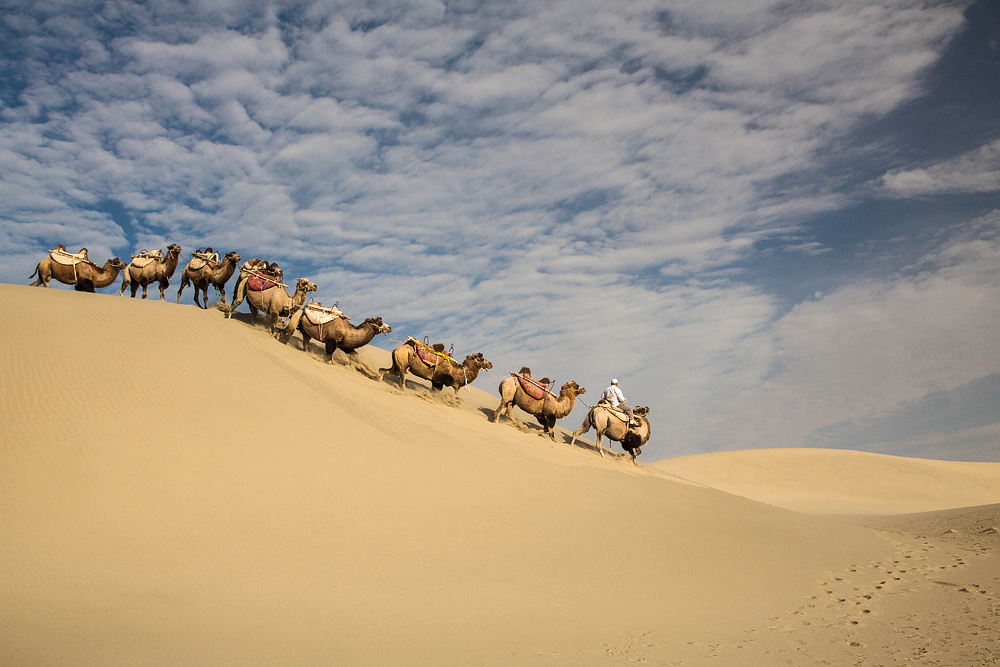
482, 407, 549, 435
220, 309, 269, 330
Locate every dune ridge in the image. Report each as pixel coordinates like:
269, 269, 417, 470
653, 448, 1000, 516
1, 283, 997, 666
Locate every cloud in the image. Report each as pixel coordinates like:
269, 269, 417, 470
692, 211, 1000, 455
2, 0, 994, 461
881, 137, 1000, 196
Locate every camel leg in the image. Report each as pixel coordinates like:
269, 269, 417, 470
377, 360, 397, 384
545, 416, 557, 441
491, 398, 508, 422
569, 418, 590, 448
301, 329, 311, 354
29, 265, 48, 287
119, 277, 128, 296
324, 339, 337, 364
248, 304, 258, 324
176, 277, 188, 304
158, 280, 168, 301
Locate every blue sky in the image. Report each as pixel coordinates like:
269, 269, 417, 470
2, 0, 998, 461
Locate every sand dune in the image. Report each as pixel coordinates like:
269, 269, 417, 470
652, 449, 1000, 516
1, 283, 997, 666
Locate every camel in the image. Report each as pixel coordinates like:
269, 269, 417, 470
492, 375, 586, 441
29, 247, 127, 292
378, 340, 493, 394
570, 404, 651, 462
287, 305, 392, 363
119, 244, 182, 300
176, 250, 242, 308
228, 276, 318, 336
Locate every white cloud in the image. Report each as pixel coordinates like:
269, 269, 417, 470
697, 212, 1000, 453
881, 138, 1000, 196
2, 0, 994, 460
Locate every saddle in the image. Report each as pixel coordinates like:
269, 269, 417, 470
49, 246, 90, 266
129, 249, 163, 269
410, 338, 456, 367
188, 248, 220, 271
302, 302, 346, 326
597, 400, 632, 424
515, 373, 551, 400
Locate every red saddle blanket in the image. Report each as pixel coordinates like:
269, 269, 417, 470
515, 374, 549, 400
247, 276, 278, 291
416, 346, 455, 367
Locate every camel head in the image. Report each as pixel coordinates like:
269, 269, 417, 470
108, 258, 127, 270
634, 406, 651, 417
225, 251, 242, 263
167, 243, 182, 257
296, 278, 318, 293
559, 380, 585, 397
364, 317, 392, 334
466, 352, 493, 370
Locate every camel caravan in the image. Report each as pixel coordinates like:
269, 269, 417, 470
28, 243, 651, 462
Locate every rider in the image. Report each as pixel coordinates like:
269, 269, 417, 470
601, 379, 639, 427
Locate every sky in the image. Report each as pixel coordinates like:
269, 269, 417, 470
2, 0, 998, 462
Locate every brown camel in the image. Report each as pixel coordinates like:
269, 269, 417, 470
570, 404, 651, 462
120, 244, 182, 300
287, 305, 392, 363
29, 247, 127, 292
378, 340, 493, 394
228, 276, 318, 336
492, 376, 586, 441
176, 250, 242, 308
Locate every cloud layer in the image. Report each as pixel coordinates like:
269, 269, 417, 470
3, 0, 998, 460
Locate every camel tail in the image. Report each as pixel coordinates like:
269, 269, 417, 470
28, 266, 38, 279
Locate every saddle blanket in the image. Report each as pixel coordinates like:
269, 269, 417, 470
247, 276, 279, 292
515, 374, 550, 400
416, 345, 455, 367
49, 248, 89, 266
303, 304, 345, 326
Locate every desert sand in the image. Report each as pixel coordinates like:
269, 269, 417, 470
1, 282, 997, 666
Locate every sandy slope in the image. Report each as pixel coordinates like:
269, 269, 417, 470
652, 449, 1000, 516
1, 283, 997, 666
